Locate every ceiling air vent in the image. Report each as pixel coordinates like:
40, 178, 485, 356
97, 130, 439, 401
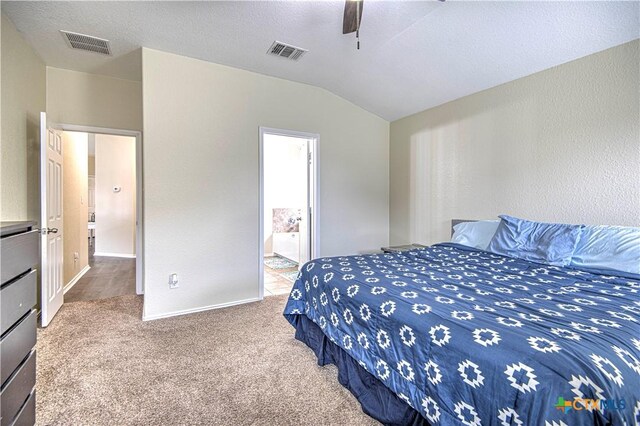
267, 41, 307, 61
60, 30, 111, 55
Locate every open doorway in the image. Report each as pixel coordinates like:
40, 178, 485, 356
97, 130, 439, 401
39, 115, 143, 326
59, 131, 139, 304
259, 127, 319, 298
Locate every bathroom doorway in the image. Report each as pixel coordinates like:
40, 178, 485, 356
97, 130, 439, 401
259, 127, 319, 297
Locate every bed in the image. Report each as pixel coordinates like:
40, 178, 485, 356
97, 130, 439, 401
283, 219, 640, 425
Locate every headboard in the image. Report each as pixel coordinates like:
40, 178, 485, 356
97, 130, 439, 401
451, 219, 478, 237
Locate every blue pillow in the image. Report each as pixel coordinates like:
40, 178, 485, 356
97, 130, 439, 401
487, 215, 583, 266
570, 225, 640, 275
451, 220, 500, 250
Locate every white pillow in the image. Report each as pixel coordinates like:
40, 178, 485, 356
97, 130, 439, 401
451, 220, 500, 250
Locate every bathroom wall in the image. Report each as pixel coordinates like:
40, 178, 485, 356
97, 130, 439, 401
263, 135, 308, 256
94, 134, 136, 257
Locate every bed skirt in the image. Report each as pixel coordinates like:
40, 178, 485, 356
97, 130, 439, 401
286, 314, 428, 426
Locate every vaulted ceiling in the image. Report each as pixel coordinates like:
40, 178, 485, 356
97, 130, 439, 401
3, 1, 638, 121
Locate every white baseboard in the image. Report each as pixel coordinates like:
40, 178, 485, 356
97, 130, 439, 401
142, 297, 261, 321
64, 265, 91, 294
93, 252, 136, 258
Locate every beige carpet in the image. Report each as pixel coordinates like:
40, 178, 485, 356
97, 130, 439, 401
36, 295, 379, 425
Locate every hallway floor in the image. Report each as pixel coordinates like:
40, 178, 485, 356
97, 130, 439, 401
264, 255, 298, 296
65, 242, 136, 303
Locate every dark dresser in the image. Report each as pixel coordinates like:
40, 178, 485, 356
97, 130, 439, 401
1, 222, 38, 426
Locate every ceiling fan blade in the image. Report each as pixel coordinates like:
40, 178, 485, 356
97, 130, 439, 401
343, 0, 363, 34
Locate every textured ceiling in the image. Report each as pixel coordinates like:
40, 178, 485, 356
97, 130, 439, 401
3, 1, 639, 121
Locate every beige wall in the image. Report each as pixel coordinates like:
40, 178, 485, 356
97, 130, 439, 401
1, 14, 46, 222
46, 66, 142, 131
389, 40, 640, 246
95, 134, 136, 257
62, 131, 89, 285
142, 48, 389, 320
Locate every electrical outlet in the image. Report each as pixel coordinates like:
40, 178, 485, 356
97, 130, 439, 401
74, 252, 79, 260
169, 273, 179, 289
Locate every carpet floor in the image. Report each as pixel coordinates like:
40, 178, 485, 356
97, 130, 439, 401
36, 295, 378, 425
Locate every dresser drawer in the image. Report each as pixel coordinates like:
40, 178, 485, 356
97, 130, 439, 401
8, 390, 34, 426
0, 271, 37, 336
0, 311, 36, 386
1, 350, 35, 426
0, 231, 39, 285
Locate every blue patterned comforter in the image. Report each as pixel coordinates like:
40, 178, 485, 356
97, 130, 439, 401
283, 243, 640, 425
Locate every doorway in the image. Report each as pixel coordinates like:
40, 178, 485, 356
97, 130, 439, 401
59, 131, 138, 303
40, 117, 143, 326
259, 127, 319, 298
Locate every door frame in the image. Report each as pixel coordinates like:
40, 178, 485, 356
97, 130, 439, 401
258, 127, 319, 300
58, 124, 144, 296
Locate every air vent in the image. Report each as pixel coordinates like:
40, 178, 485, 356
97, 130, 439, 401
267, 41, 307, 61
60, 31, 111, 55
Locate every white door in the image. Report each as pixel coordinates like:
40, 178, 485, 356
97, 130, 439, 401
40, 112, 64, 327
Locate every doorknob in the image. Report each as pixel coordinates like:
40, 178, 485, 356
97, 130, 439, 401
37, 227, 58, 235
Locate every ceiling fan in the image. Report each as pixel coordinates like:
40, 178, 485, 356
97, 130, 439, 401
342, 0, 363, 50
342, 0, 446, 50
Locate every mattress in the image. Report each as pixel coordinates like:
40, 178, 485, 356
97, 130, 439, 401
283, 243, 640, 425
